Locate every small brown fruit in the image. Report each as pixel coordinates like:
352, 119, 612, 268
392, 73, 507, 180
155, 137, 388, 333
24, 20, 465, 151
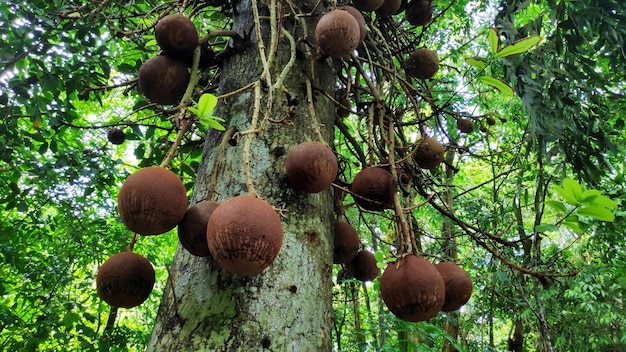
138, 56, 190, 105
351, 166, 395, 211
96, 252, 155, 308
338, 6, 367, 44
405, 0, 433, 26
456, 119, 474, 134
414, 137, 444, 170
315, 10, 361, 58
435, 262, 473, 312
117, 166, 188, 235
352, 0, 385, 11
405, 48, 439, 80
107, 128, 125, 145
348, 250, 380, 281
285, 142, 338, 193
376, 0, 402, 17
380, 255, 445, 322
480, 125, 488, 133
178, 201, 220, 257
486, 117, 496, 125
333, 221, 360, 264
206, 196, 283, 276
155, 14, 199, 59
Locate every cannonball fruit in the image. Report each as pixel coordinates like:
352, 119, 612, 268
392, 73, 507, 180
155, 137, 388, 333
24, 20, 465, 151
376, 0, 402, 17
351, 166, 395, 211
380, 255, 445, 322
285, 142, 338, 193
155, 14, 199, 59
352, 0, 385, 12
117, 166, 188, 235
107, 127, 125, 145
456, 118, 474, 134
316, 10, 360, 59
405, 0, 434, 26
178, 200, 220, 257
206, 195, 283, 276
339, 6, 367, 44
348, 250, 380, 281
96, 251, 156, 308
138, 55, 190, 105
486, 117, 496, 126
405, 48, 439, 80
435, 262, 473, 312
414, 137, 444, 170
333, 221, 360, 264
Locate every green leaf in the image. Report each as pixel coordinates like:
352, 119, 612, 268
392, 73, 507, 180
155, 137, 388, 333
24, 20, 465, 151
553, 184, 578, 205
197, 93, 218, 118
487, 27, 499, 54
576, 206, 615, 222
544, 200, 567, 213
580, 189, 602, 202
535, 223, 556, 233
478, 76, 515, 96
562, 178, 583, 203
200, 116, 226, 131
466, 57, 487, 70
585, 194, 618, 209
495, 36, 542, 58
563, 221, 583, 234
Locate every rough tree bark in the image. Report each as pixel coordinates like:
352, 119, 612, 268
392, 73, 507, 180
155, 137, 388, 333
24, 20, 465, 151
148, 0, 337, 350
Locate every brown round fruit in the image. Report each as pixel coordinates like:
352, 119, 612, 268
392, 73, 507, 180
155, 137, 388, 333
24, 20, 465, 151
315, 10, 361, 59
486, 117, 496, 126
435, 262, 473, 312
155, 14, 199, 59
206, 195, 283, 276
348, 250, 380, 281
351, 166, 395, 211
414, 137, 444, 170
333, 221, 360, 264
178, 200, 220, 257
138, 55, 190, 105
376, 0, 402, 17
380, 255, 445, 322
405, 0, 433, 26
117, 166, 188, 235
405, 48, 439, 80
96, 251, 156, 308
456, 119, 474, 134
352, 0, 385, 11
285, 142, 338, 193
107, 127, 125, 145
339, 6, 367, 44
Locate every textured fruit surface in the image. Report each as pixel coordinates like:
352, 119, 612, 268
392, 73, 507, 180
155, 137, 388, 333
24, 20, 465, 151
405, 48, 439, 79
456, 118, 474, 134
376, 0, 402, 17
352, 0, 385, 11
285, 142, 338, 193
155, 14, 198, 59
316, 10, 360, 58
333, 221, 360, 264
138, 55, 190, 105
351, 166, 395, 211
348, 250, 379, 281
207, 196, 283, 276
117, 166, 188, 235
414, 137, 444, 169
380, 255, 445, 322
178, 201, 220, 257
96, 252, 155, 308
435, 261, 473, 312
339, 6, 367, 44
405, 0, 433, 26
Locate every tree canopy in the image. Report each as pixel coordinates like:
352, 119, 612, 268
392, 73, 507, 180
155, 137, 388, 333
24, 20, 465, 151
1, 0, 625, 351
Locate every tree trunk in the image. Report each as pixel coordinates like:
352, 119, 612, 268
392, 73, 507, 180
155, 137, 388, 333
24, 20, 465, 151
148, 0, 337, 350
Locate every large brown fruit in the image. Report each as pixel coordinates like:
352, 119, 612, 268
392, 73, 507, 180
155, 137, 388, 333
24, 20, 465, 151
435, 262, 473, 312
107, 127, 125, 145
206, 196, 283, 276
96, 252, 155, 308
178, 200, 220, 257
315, 10, 360, 59
138, 55, 190, 105
333, 221, 360, 264
456, 118, 474, 134
414, 137, 444, 169
405, 0, 433, 26
155, 14, 199, 59
380, 255, 445, 322
352, 0, 385, 11
285, 142, 338, 193
376, 0, 402, 17
351, 166, 395, 211
347, 250, 380, 281
117, 166, 188, 235
338, 6, 367, 44
405, 48, 439, 80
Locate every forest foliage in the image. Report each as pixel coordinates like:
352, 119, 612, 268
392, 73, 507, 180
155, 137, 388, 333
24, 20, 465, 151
1, 0, 625, 351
